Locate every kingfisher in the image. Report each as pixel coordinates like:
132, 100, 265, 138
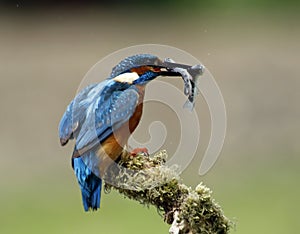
59, 54, 201, 211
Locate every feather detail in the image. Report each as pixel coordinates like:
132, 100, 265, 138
72, 156, 102, 211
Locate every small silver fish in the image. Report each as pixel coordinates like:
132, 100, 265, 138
164, 58, 204, 110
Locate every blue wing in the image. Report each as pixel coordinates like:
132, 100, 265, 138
74, 84, 139, 156
59, 83, 98, 146
59, 80, 139, 155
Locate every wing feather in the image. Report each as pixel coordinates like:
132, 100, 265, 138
59, 80, 139, 157
59, 83, 97, 146
75, 87, 139, 154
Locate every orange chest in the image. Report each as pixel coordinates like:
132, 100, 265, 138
128, 85, 145, 133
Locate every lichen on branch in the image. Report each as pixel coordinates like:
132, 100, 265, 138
104, 150, 232, 234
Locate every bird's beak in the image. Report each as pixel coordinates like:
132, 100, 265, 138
157, 59, 204, 77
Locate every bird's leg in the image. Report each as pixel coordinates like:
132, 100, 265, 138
130, 147, 149, 157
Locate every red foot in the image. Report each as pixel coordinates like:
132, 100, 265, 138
130, 147, 149, 156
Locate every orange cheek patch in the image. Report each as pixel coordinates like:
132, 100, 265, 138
131, 66, 160, 75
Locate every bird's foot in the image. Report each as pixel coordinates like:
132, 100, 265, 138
130, 147, 149, 157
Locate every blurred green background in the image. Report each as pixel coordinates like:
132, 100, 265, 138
0, 1, 299, 233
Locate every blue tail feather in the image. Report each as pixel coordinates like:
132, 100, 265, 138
72, 157, 102, 211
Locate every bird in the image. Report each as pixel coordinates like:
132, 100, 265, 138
58, 54, 196, 211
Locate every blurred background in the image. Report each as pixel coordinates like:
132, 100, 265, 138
0, 1, 299, 233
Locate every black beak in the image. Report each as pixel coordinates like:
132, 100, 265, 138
157, 60, 204, 77
163, 61, 204, 76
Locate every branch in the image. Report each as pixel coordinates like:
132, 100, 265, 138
104, 150, 232, 234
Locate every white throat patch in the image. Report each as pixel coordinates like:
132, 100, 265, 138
113, 72, 139, 84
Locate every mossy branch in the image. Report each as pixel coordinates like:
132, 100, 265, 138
104, 150, 232, 234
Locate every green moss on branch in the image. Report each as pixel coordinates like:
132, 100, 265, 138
104, 150, 232, 234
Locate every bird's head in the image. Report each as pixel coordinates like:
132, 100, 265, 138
110, 54, 192, 85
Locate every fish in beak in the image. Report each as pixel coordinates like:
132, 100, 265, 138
159, 58, 205, 110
